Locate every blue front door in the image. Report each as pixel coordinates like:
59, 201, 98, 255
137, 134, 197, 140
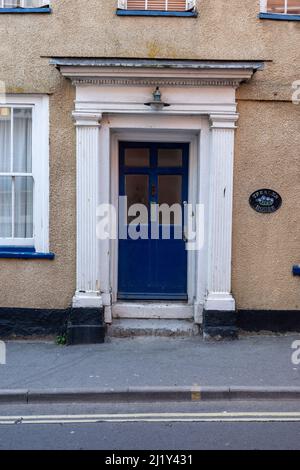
118, 142, 189, 300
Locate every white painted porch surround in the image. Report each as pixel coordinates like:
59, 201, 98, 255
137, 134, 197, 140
53, 59, 263, 323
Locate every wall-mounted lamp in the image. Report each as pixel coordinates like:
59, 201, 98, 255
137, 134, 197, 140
145, 87, 170, 111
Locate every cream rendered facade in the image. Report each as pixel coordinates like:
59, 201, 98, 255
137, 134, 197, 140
0, 0, 299, 337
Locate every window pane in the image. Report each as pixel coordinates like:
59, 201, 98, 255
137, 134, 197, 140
13, 108, 32, 173
2, 1, 19, 6
267, 0, 300, 13
287, 0, 300, 13
158, 175, 182, 225
158, 149, 183, 167
126, 0, 188, 11
0, 108, 11, 173
158, 175, 182, 206
14, 176, 33, 238
0, 176, 12, 237
124, 148, 150, 167
125, 174, 149, 223
267, 0, 285, 13
126, 174, 149, 206
24, 0, 49, 6
2, 1, 21, 6
2, 1, 49, 6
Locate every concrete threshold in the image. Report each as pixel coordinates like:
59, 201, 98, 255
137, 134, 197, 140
108, 319, 200, 337
1, 386, 300, 404
112, 302, 194, 320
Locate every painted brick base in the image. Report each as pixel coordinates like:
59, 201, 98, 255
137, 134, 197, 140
1, 308, 300, 341
203, 310, 238, 340
66, 308, 106, 345
0, 307, 106, 344
237, 310, 300, 333
0, 308, 69, 338
203, 309, 300, 338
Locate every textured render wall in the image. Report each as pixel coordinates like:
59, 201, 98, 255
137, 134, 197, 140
0, 0, 299, 309
0, 0, 299, 99
0, 79, 76, 310
233, 101, 300, 310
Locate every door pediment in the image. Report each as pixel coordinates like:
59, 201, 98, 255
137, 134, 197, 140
51, 58, 264, 117
51, 58, 264, 88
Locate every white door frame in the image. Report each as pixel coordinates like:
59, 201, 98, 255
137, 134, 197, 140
109, 127, 200, 315
96, 112, 216, 324
72, 105, 238, 324
72, 104, 238, 325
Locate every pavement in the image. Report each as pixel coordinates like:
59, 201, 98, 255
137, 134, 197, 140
0, 334, 300, 403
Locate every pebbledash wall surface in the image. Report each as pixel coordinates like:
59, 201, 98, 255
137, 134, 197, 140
0, 0, 300, 339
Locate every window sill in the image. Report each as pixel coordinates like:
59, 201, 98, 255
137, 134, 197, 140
0, 7, 51, 14
0, 247, 55, 260
116, 9, 198, 17
259, 12, 300, 21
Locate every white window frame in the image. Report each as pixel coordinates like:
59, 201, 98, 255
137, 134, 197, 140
260, 0, 300, 15
0, 0, 50, 9
118, 0, 195, 11
0, 95, 49, 252
260, 0, 268, 12
0, 1, 50, 8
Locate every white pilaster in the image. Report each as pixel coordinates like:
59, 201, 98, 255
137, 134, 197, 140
98, 123, 112, 311
72, 111, 103, 309
205, 113, 239, 312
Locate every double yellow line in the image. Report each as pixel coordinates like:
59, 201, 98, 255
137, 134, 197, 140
0, 411, 300, 424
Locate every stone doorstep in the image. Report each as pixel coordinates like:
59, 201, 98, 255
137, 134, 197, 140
107, 319, 200, 338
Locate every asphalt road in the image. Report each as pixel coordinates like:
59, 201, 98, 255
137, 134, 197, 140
0, 400, 300, 450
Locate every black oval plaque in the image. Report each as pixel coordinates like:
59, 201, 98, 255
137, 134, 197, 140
249, 189, 282, 214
